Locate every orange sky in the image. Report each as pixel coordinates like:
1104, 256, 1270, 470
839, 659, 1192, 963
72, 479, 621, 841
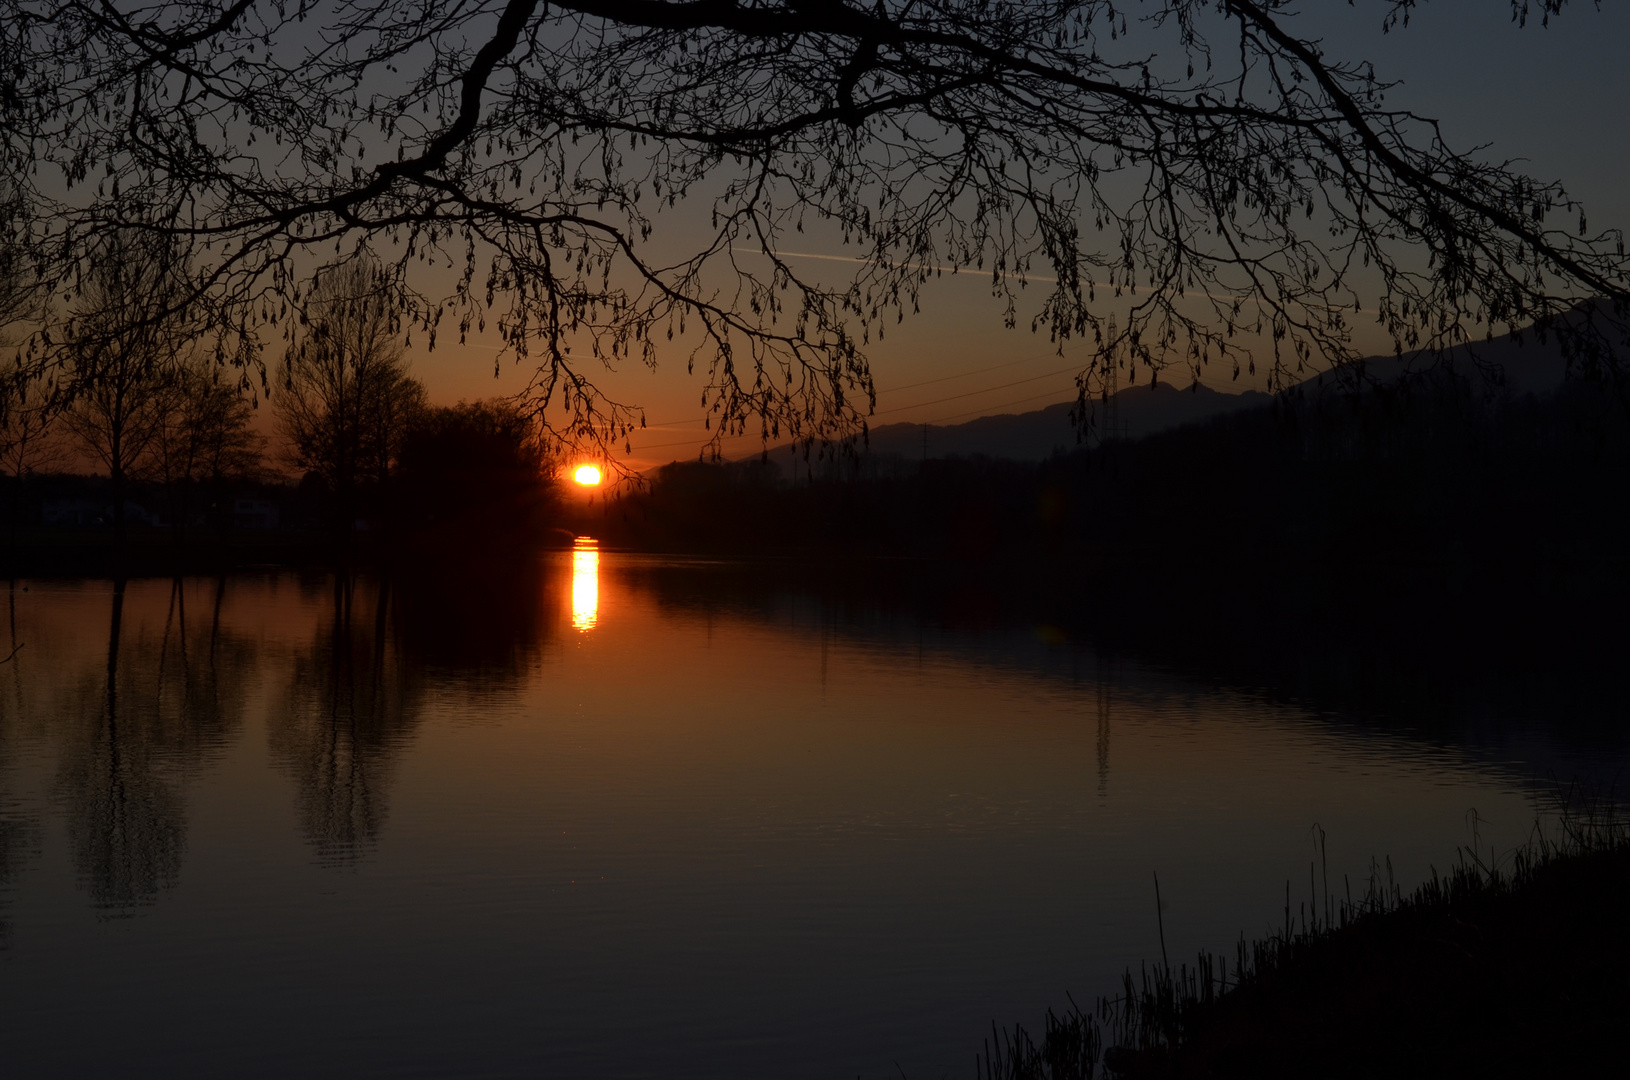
263, 4, 1628, 476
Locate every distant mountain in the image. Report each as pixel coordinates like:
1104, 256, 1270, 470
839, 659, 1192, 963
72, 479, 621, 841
857, 382, 1272, 463
1295, 321, 1575, 401
722, 306, 1606, 466
1297, 296, 1630, 401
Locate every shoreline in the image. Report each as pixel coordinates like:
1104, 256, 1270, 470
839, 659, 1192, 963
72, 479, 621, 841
985, 816, 1630, 1079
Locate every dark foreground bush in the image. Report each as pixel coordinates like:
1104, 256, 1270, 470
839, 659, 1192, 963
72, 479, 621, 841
982, 806, 1630, 1080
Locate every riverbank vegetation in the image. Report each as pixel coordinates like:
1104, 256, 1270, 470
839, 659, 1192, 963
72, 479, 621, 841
12, 343, 1627, 655
981, 804, 1630, 1079
1, 237, 567, 574
593, 368, 1629, 657
0, 388, 566, 573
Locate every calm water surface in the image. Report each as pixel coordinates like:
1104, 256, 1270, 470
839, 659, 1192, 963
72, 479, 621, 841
0, 549, 1619, 1077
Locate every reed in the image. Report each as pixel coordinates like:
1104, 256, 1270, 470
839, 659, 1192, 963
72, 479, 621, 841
979, 795, 1629, 1080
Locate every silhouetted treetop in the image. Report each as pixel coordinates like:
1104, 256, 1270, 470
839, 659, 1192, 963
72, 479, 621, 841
3, 0, 1626, 455
277, 256, 426, 528
396, 398, 558, 541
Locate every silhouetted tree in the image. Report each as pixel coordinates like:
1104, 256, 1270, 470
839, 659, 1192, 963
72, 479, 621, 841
0, 181, 36, 341
0, 370, 55, 477
150, 352, 265, 544
2, 0, 1626, 457
58, 231, 201, 547
395, 398, 560, 545
0, 367, 59, 545
277, 256, 426, 540
0, 191, 54, 543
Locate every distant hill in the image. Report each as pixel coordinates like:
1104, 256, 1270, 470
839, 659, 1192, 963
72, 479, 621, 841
722, 306, 1606, 465
1296, 320, 1575, 401
858, 382, 1272, 463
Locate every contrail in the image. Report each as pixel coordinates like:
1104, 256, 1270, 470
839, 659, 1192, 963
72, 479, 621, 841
733, 246, 1063, 285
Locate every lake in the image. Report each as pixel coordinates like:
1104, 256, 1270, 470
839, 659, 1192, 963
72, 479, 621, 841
0, 545, 1621, 1078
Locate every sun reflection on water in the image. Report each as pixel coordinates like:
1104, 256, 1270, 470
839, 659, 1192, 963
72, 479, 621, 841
571, 539, 599, 630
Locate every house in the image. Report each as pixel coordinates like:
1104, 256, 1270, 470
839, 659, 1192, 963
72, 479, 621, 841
41, 499, 161, 527
41, 498, 105, 527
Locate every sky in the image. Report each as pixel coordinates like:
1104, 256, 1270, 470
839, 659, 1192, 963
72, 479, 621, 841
385, 1, 1630, 472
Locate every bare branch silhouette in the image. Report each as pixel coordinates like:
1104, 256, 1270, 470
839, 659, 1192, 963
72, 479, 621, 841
1, 0, 1623, 457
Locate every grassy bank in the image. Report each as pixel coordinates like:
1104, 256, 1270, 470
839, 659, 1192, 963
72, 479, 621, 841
982, 808, 1629, 1079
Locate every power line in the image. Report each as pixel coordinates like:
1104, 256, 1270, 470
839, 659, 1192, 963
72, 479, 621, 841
731, 247, 1066, 286
627, 355, 1086, 457
870, 348, 1061, 395
629, 382, 1077, 457
923, 389, 1076, 426
639, 347, 1072, 430
619, 432, 747, 453
872, 364, 1079, 416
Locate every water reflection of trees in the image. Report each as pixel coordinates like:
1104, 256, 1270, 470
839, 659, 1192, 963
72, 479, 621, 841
391, 554, 556, 678
268, 575, 423, 866
5, 565, 555, 912
0, 801, 38, 946
268, 562, 556, 865
49, 577, 253, 913
1, 583, 43, 943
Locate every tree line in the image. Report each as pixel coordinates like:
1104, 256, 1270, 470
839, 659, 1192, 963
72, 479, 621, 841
0, 231, 558, 558
1, 0, 1624, 470
601, 367, 1630, 650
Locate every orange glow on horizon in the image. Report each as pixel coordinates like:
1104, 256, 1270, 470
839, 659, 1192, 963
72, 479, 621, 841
574, 464, 603, 486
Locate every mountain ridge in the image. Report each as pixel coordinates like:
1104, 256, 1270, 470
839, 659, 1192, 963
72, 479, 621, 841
723, 310, 1592, 465
857, 381, 1272, 463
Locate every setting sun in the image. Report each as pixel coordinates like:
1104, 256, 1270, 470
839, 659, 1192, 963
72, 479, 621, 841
573, 464, 602, 486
